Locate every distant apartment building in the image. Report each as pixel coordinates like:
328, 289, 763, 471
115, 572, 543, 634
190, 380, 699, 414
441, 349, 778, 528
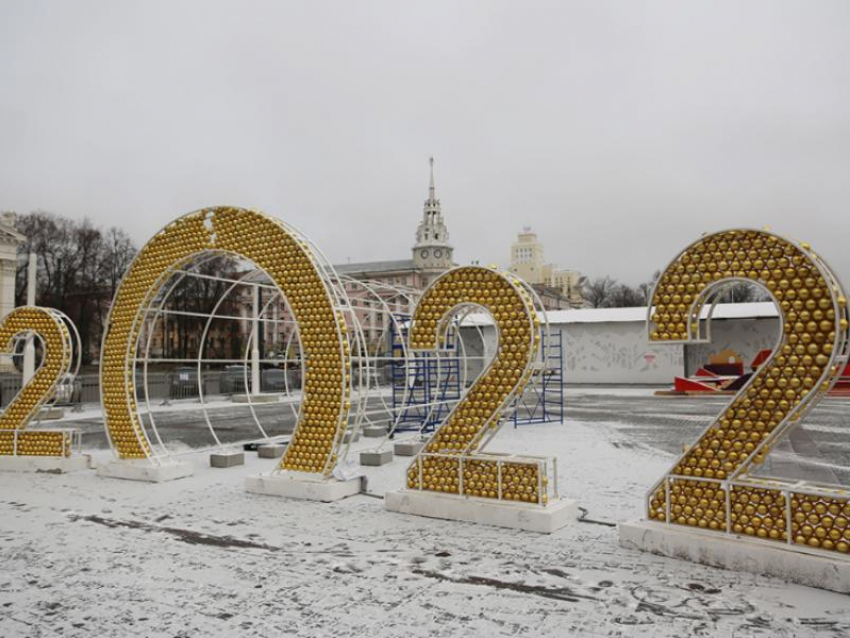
509, 227, 585, 309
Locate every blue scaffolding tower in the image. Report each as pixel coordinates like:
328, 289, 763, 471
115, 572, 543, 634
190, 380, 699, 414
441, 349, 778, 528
390, 314, 462, 433
512, 330, 565, 426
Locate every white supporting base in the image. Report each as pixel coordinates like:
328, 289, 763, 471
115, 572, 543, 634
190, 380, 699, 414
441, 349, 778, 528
385, 490, 577, 533
619, 520, 850, 594
245, 471, 362, 503
96, 459, 194, 483
0, 454, 90, 473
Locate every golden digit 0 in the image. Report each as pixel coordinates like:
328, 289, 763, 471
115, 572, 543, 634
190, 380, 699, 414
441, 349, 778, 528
0, 306, 75, 457
647, 229, 850, 553
100, 207, 350, 474
405, 266, 549, 504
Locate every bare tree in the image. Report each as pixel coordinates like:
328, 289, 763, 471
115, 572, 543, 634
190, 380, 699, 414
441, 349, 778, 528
583, 276, 616, 308
718, 282, 770, 304
15, 211, 137, 364
608, 283, 645, 308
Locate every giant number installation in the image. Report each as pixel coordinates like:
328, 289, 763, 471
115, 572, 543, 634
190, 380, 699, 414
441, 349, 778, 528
0, 306, 77, 457
100, 207, 351, 475
405, 265, 556, 504
646, 229, 850, 553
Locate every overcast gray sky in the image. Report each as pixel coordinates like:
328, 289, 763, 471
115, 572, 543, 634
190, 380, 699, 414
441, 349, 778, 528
2, 1, 850, 285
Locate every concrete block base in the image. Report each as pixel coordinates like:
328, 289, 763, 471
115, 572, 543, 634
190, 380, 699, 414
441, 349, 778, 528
210, 452, 245, 468
385, 490, 577, 533
363, 425, 387, 438
342, 430, 361, 444
257, 444, 287, 459
96, 459, 194, 483
39, 407, 65, 420
394, 441, 425, 456
0, 454, 90, 473
245, 471, 362, 503
360, 449, 393, 466
619, 520, 850, 594
232, 394, 279, 404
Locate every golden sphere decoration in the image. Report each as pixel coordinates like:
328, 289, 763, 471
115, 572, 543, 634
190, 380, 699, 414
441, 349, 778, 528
0, 306, 75, 457
100, 207, 350, 475
646, 229, 850, 556
404, 266, 546, 503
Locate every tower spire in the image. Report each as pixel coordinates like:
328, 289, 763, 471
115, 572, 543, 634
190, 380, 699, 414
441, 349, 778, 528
428, 156, 435, 201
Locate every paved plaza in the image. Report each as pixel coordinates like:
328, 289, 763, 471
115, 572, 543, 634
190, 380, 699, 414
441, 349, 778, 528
2, 388, 849, 637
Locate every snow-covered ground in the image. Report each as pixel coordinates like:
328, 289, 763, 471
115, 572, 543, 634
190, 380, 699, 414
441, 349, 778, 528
2, 393, 850, 637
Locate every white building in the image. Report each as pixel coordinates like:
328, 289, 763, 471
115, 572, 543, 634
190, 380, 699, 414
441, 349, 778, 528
461, 302, 780, 384
0, 212, 24, 319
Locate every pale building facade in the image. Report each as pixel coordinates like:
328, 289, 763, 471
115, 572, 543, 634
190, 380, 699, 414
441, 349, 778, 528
0, 212, 25, 371
0, 212, 24, 319
509, 227, 585, 309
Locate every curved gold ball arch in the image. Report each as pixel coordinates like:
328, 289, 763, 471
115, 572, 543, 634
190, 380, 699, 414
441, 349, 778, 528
100, 207, 351, 475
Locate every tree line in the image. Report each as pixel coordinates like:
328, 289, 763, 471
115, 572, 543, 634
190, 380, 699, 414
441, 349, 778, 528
13, 211, 250, 366
581, 272, 770, 308
14, 211, 137, 365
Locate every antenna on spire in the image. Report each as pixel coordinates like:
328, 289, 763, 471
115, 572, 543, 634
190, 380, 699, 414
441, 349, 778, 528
429, 156, 435, 200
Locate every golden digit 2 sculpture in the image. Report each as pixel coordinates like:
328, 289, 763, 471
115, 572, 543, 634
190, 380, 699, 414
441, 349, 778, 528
0, 306, 78, 457
646, 229, 850, 553
100, 207, 351, 475
405, 265, 555, 504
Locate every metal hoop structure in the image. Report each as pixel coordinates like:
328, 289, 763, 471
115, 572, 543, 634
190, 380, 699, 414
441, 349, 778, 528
644, 228, 850, 555
99, 207, 479, 479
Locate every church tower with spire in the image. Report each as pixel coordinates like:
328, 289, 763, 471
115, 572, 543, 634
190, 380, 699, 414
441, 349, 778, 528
412, 157, 454, 285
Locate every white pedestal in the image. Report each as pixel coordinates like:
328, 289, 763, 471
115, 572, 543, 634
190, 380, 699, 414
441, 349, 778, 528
245, 471, 362, 502
619, 520, 850, 594
385, 490, 577, 533
0, 454, 90, 473
96, 459, 194, 483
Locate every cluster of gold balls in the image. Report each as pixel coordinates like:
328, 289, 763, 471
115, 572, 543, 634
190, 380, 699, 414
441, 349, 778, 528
0, 307, 72, 446
101, 207, 351, 469
789, 492, 850, 553
648, 231, 848, 482
0, 430, 71, 457
405, 266, 545, 501
730, 486, 788, 540
648, 480, 728, 529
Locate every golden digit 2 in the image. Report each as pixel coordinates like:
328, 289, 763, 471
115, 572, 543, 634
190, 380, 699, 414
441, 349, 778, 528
647, 229, 850, 553
0, 306, 75, 456
100, 207, 350, 474
405, 266, 549, 503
